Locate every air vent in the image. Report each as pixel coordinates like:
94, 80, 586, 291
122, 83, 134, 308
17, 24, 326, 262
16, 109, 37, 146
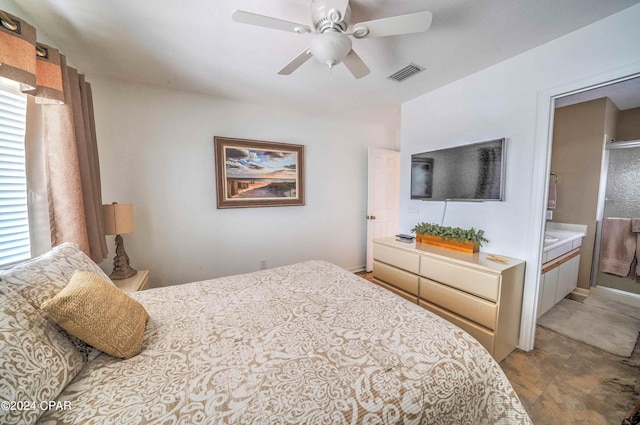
387, 63, 425, 82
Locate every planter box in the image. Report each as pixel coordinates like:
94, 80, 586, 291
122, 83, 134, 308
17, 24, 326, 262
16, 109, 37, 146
416, 234, 479, 253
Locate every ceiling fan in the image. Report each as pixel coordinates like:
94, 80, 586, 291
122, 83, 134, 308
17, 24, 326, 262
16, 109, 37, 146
232, 0, 433, 79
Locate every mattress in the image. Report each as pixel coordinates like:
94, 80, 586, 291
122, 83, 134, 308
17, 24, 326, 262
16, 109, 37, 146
37, 260, 531, 424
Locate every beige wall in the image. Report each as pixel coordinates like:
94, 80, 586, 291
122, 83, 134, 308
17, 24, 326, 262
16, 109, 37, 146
550, 98, 619, 290
91, 77, 399, 286
617, 107, 640, 140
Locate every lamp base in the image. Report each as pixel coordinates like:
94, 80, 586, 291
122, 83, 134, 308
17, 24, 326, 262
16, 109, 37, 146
109, 266, 137, 280
110, 234, 137, 280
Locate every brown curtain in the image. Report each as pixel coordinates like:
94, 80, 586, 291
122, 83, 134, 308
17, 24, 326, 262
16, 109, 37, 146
42, 55, 108, 262
0, 10, 36, 92
0, 9, 106, 261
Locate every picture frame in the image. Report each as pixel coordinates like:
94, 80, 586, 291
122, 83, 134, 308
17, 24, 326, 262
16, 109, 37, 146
214, 136, 305, 209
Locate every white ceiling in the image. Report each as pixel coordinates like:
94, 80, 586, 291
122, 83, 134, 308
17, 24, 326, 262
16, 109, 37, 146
556, 76, 640, 111
12, 0, 640, 120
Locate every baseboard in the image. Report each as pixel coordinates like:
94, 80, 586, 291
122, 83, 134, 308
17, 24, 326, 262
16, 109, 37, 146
571, 287, 591, 297
591, 286, 640, 308
346, 264, 367, 273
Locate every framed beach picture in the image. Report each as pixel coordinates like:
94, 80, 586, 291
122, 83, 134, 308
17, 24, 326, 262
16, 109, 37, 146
214, 137, 305, 208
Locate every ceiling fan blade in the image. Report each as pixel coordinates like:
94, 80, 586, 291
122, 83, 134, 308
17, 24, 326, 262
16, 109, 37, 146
352, 10, 433, 39
278, 49, 313, 75
342, 49, 370, 79
232, 10, 312, 34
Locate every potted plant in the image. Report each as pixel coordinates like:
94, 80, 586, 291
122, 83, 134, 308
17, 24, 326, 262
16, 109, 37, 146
410, 222, 488, 253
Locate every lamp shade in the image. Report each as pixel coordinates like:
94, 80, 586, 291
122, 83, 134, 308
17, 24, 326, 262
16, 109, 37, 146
0, 10, 36, 91
103, 203, 134, 235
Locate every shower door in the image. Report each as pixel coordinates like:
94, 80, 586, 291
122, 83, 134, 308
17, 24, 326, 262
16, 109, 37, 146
595, 141, 640, 295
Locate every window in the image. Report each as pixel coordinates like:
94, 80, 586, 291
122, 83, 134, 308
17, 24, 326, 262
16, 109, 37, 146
0, 87, 30, 267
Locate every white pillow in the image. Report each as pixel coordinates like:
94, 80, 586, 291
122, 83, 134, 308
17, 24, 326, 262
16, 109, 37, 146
0, 243, 112, 425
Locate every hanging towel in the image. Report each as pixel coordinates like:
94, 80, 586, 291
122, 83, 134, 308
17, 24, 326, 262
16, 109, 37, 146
633, 218, 640, 277
547, 180, 557, 209
600, 218, 636, 277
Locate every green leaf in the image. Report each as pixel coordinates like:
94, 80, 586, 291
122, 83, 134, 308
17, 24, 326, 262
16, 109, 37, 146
410, 222, 489, 246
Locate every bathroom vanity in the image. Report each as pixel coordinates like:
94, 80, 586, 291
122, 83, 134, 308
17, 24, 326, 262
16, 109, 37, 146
537, 223, 587, 318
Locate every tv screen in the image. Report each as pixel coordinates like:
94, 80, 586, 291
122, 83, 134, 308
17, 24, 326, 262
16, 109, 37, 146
411, 138, 505, 201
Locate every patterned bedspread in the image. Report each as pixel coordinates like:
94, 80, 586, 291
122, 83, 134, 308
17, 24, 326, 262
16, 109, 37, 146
37, 260, 531, 424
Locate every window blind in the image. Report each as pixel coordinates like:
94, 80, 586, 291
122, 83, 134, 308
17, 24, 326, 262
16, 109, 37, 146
0, 88, 30, 267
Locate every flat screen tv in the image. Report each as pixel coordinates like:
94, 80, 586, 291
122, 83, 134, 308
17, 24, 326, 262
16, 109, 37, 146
410, 138, 505, 201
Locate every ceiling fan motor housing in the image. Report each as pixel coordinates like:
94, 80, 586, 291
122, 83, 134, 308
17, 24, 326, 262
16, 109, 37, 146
311, 0, 351, 33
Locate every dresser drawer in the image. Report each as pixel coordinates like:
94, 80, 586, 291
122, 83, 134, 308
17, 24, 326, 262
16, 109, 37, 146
420, 278, 497, 330
419, 256, 500, 301
373, 260, 419, 296
373, 278, 418, 304
419, 299, 495, 355
374, 243, 420, 274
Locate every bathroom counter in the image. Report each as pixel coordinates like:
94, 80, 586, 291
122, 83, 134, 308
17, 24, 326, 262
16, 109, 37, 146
543, 229, 585, 252
543, 222, 587, 253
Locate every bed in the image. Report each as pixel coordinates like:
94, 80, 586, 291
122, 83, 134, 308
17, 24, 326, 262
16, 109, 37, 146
1, 243, 531, 424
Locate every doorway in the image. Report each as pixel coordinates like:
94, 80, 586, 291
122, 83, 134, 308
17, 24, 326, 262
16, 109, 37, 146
526, 75, 640, 360
546, 76, 640, 299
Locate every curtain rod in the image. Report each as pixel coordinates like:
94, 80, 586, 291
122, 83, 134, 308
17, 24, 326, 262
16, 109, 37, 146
0, 10, 18, 31
0, 10, 47, 58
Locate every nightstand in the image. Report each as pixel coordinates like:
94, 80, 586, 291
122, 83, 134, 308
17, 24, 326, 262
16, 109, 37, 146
112, 270, 149, 293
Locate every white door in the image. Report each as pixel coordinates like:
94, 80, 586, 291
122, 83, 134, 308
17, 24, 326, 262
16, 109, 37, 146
366, 148, 400, 271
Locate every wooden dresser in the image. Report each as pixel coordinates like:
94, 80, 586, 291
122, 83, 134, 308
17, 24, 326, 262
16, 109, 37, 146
372, 237, 525, 362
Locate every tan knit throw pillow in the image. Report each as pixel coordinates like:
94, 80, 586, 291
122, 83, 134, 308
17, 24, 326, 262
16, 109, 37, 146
41, 270, 149, 359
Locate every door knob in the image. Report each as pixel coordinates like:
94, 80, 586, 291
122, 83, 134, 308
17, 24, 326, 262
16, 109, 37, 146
367, 215, 376, 220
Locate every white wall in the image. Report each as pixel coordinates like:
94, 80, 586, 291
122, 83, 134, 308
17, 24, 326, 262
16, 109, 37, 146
399, 4, 640, 350
91, 77, 399, 286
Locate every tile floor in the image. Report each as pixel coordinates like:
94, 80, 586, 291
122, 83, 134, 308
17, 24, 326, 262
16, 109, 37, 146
501, 326, 640, 424
355, 271, 640, 423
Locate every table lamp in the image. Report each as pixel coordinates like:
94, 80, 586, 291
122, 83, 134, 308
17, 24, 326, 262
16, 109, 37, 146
102, 202, 137, 280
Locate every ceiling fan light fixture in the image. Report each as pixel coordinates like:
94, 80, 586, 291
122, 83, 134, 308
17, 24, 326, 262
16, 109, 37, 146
233, 5, 433, 78
309, 31, 352, 69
